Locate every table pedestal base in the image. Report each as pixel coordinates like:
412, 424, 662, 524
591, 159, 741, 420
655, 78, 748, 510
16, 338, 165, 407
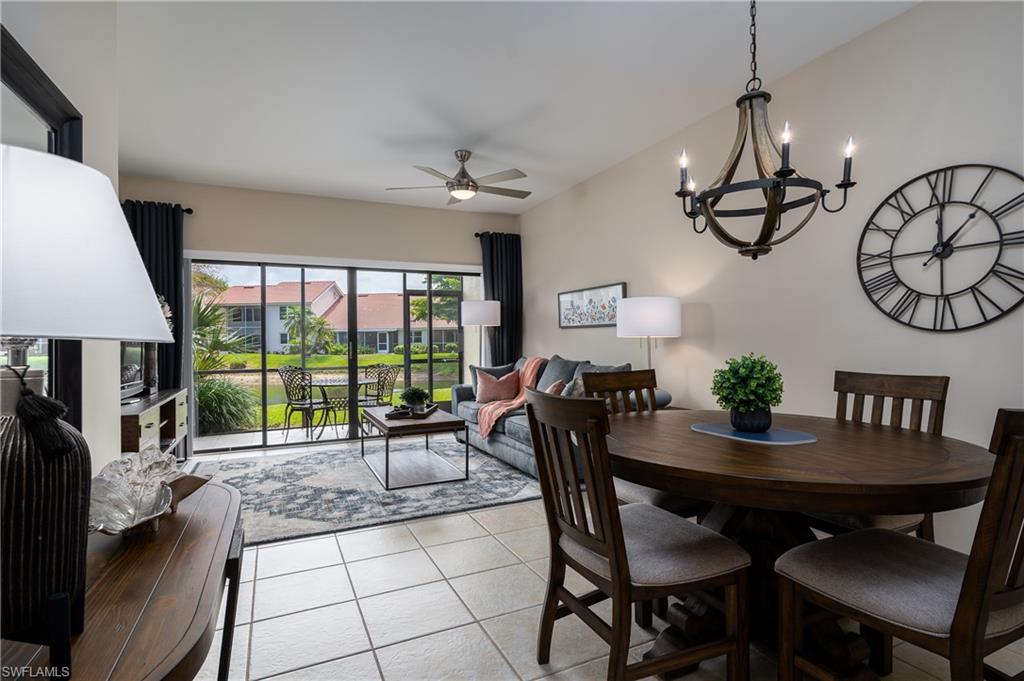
643, 505, 878, 681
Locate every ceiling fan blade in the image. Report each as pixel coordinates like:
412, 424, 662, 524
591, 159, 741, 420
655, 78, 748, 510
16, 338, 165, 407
478, 185, 532, 199
447, 195, 462, 206
473, 168, 527, 185
414, 165, 453, 181
385, 186, 445, 191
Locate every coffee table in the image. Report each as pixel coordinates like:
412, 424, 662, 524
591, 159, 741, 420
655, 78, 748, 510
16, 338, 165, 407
359, 406, 469, 490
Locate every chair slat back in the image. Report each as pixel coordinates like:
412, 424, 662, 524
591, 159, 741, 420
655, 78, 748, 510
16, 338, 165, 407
954, 409, 1024, 642
525, 389, 627, 574
582, 369, 659, 415
279, 366, 313, 402
364, 364, 400, 404
833, 371, 949, 434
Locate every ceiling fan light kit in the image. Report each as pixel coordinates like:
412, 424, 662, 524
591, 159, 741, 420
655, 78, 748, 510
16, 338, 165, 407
676, 0, 857, 259
386, 149, 530, 206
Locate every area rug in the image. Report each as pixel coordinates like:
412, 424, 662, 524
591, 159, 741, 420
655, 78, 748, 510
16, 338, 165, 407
188, 434, 540, 545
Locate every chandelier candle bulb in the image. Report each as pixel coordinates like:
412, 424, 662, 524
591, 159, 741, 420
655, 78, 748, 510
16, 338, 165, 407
678, 148, 689, 189
842, 136, 855, 183
780, 121, 792, 170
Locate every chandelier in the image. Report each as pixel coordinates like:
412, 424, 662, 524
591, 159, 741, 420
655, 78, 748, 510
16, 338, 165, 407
676, 0, 857, 259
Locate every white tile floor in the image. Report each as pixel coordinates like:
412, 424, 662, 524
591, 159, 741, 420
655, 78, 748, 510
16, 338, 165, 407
196, 499, 1024, 681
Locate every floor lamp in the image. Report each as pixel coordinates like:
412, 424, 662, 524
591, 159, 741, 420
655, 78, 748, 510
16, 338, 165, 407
616, 297, 682, 370
461, 300, 501, 366
0, 145, 173, 668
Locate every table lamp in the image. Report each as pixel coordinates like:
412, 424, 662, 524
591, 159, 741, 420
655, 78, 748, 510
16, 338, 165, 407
616, 296, 682, 370
461, 300, 501, 366
0, 144, 173, 668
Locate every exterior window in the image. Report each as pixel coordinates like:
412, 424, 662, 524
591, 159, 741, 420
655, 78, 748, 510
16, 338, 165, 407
279, 306, 288, 320
229, 307, 243, 322
280, 333, 288, 344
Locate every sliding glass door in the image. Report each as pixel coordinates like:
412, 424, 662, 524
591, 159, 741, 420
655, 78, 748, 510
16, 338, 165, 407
192, 260, 480, 453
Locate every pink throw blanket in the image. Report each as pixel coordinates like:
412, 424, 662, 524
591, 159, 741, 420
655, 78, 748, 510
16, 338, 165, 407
478, 356, 546, 438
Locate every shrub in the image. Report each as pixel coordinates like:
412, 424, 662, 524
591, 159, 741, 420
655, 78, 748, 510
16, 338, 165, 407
409, 343, 428, 355
326, 342, 345, 355
711, 353, 783, 413
228, 361, 246, 370
357, 344, 374, 355
400, 386, 430, 406
444, 342, 459, 353
195, 378, 258, 434
392, 344, 405, 355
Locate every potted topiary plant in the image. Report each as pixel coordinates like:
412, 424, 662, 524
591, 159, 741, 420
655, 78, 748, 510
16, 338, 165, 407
711, 353, 784, 433
400, 386, 431, 413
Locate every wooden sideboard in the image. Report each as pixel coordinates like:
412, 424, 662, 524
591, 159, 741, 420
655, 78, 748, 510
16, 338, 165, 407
1, 481, 244, 681
122, 388, 188, 460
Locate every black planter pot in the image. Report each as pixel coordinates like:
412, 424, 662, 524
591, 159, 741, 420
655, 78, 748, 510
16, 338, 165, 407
730, 408, 772, 433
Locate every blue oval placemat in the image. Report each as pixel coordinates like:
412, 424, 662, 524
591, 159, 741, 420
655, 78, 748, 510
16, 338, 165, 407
691, 421, 817, 446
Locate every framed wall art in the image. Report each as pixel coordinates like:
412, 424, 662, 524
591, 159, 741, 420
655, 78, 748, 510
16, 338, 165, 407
557, 282, 626, 329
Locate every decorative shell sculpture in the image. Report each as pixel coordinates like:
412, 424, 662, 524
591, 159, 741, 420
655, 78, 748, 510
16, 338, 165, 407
88, 446, 209, 535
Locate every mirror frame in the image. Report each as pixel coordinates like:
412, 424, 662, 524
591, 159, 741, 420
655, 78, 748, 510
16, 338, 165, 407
2, 24, 85, 428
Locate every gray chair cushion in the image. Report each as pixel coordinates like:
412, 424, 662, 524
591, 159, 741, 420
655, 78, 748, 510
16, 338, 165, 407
806, 512, 925, 534
613, 478, 705, 517
503, 414, 532, 445
775, 528, 1024, 638
537, 354, 584, 391
559, 503, 750, 588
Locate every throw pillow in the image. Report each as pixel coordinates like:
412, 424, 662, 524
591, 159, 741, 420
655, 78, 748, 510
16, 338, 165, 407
563, 361, 633, 397
537, 354, 585, 391
545, 379, 567, 395
470, 362, 516, 393
477, 370, 520, 403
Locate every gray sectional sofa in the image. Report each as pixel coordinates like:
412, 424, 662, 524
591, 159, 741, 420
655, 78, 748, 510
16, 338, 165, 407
451, 355, 672, 478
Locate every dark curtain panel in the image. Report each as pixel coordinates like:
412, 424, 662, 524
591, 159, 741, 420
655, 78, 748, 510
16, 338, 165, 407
121, 200, 185, 389
478, 232, 523, 365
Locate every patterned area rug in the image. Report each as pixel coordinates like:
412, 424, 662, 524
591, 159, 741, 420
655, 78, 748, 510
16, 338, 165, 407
189, 435, 540, 545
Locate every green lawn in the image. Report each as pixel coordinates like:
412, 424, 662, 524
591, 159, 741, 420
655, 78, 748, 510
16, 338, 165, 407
218, 352, 457, 370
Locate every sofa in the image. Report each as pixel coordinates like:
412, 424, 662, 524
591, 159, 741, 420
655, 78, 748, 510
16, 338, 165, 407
451, 355, 672, 478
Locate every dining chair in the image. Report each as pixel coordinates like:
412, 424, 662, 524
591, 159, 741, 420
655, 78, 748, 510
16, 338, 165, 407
776, 408, 1024, 681
582, 369, 709, 627
525, 388, 751, 681
360, 363, 400, 407
278, 365, 325, 441
806, 370, 951, 541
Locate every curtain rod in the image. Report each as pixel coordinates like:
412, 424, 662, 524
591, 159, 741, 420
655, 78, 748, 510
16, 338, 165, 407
183, 207, 194, 215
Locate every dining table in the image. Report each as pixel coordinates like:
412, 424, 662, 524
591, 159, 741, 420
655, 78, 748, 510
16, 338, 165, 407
606, 408, 994, 681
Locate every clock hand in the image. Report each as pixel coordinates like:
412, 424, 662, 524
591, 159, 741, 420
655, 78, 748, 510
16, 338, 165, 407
922, 206, 983, 267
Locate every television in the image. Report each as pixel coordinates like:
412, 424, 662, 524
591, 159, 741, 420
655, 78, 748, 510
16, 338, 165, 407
120, 341, 145, 401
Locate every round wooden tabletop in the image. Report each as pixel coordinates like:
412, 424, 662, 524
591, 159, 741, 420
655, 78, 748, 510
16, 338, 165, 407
607, 409, 993, 515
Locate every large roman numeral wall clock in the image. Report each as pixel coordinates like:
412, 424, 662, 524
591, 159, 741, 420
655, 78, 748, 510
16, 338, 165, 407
857, 164, 1024, 331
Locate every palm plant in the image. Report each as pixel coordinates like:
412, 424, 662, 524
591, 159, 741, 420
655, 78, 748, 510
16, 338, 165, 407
282, 305, 336, 354
192, 293, 247, 371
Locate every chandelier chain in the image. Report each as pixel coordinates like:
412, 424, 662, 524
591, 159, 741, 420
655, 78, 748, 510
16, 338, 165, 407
746, 0, 761, 92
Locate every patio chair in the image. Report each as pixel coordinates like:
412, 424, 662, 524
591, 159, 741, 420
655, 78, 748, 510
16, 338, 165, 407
317, 384, 350, 440
278, 365, 325, 441
360, 363, 400, 407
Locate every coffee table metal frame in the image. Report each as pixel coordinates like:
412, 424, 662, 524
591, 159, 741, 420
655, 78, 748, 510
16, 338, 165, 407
359, 409, 470, 490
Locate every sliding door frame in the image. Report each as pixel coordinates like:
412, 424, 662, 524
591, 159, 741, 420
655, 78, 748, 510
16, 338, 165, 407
191, 258, 477, 453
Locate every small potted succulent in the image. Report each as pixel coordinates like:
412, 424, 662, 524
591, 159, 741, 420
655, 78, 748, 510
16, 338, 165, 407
400, 386, 431, 413
711, 353, 784, 433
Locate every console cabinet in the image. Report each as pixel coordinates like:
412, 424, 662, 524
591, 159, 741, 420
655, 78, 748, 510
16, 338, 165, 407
121, 388, 188, 459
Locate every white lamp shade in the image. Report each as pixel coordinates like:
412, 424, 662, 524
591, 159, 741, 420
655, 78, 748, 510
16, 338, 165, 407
461, 300, 501, 327
616, 296, 681, 338
1, 145, 173, 342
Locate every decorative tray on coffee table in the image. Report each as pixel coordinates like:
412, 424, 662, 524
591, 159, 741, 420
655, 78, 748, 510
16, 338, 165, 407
385, 403, 439, 420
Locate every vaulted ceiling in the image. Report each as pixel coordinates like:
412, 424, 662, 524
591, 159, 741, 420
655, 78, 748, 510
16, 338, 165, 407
118, 2, 911, 214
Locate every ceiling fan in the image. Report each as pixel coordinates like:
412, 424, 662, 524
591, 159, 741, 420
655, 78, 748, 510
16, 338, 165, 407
386, 149, 531, 205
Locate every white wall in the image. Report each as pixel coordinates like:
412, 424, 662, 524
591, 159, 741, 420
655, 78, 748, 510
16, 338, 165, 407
119, 175, 519, 270
519, 2, 1024, 552
2, 2, 122, 468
